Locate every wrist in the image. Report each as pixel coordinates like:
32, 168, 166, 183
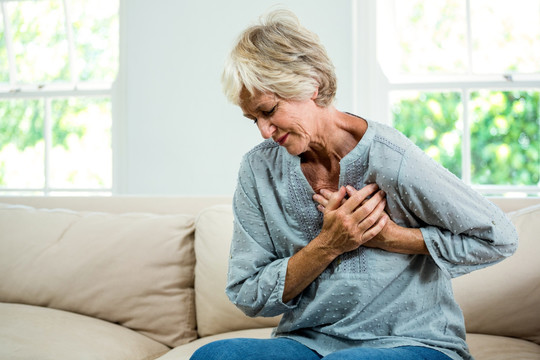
380, 224, 428, 255
310, 233, 342, 262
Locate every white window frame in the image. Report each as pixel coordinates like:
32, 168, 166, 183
354, 0, 540, 197
0, 0, 116, 195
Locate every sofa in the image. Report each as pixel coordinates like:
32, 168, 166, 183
0, 195, 539, 360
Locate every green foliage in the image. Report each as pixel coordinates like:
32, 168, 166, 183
0, 1, 117, 189
9, 1, 70, 83
470, 91, 539, 185
393, 92, 462, 177
0, 100, 43, 151
0, 98, 88, 186
0, 99, 87, 152
392, 91, 540, 186
51, 99, 87, 149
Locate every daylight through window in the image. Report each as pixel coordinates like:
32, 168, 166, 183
377, 0, 540, 196
0, 0, 118, 195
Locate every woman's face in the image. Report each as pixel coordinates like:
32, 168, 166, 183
239, 88, 321, 156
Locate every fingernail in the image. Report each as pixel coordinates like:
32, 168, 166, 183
346, 185, 354, 192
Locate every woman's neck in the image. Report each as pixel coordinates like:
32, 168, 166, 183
300, 109, 367, 168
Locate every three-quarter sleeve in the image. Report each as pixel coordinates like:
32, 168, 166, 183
397, 145, 518, 278
225, 156, 299, 317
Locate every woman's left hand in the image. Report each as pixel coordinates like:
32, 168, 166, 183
314, 185, 429, 255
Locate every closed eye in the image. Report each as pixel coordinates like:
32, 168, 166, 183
261, 105, 276, 117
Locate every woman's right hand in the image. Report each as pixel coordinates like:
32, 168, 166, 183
313, 184, 388, 258
283, 184, 388, 303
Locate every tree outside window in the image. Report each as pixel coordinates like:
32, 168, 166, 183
0, 0, 118, 195
378, 0, 540, 196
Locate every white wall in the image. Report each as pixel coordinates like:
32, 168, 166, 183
115, 0, 371, 195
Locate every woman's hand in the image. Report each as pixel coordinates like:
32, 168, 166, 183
312, 183, 389, 257
283, 184, 394, 303
314, 185, 429, 255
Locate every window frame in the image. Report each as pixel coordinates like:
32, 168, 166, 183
0, 0, 116, 196
367, 0, 540, 197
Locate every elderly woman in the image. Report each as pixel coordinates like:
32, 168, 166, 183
191, 9, 517, 360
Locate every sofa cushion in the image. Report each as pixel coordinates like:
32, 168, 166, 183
452, 204, 540, 345
0, 303, 169, 360
0, 203, 197, 347
466, 333, 540, 360
194, 205, 280, 337
157, 328, 274, 360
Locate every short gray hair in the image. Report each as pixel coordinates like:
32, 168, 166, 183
222, 9, 337, 107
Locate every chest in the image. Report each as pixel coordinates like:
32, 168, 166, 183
301, 162, 340, 194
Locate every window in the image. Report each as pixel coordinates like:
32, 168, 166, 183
377, 0, 540, 196
0, 0, 118, 195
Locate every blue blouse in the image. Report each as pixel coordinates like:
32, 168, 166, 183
226, 118, 518, 360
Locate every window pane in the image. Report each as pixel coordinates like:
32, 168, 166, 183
391, 91, 463, 177
0, 6, 10, 83
49, 97, 112, 189
470, 90, 540, 185
379, 0, 467, 76
7, 0, 69, 84
471, 0, 540, 74
69, 0, 119, 82
0, 99, 44, 188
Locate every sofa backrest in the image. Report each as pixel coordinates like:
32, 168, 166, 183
0, 202, 199, 348
0, 196, 232, 215
194, 205, 281, 337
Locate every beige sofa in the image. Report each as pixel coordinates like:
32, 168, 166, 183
0, 196, 539, 360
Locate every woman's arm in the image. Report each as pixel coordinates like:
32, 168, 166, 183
226, 163, 293, 317
399, 145, 518, 277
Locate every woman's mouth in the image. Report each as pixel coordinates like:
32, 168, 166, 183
276, 133, 289, 145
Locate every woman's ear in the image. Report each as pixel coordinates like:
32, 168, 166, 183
311, 87, 319, 100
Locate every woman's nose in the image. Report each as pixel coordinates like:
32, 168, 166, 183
258, 119, 276, 139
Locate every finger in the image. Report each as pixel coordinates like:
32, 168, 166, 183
352, 191, 386, 225
313, 193, 329, 208
345, 183, 378, 197
345, 186, 367, 206
315, 188, 346, 208
344, 187, 384, 223
361, 211, 389, 243
341, 184, 379, 214
356, 197, 387, 234
345, 185, 357, 197
325, 186, 347, 211
319, 189, 333, 200
346, 185, 374, 206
